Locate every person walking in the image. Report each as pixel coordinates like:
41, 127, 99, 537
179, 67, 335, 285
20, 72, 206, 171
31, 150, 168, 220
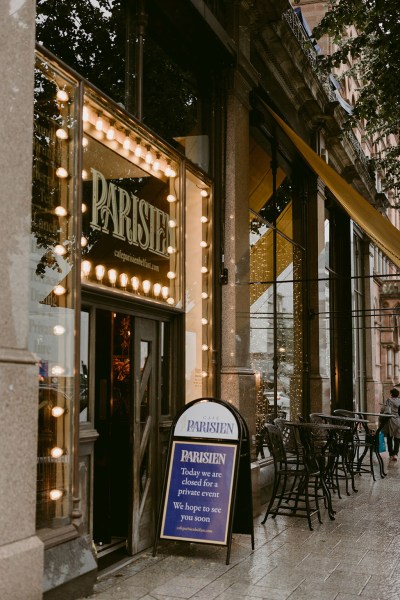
381, 388, 400, 461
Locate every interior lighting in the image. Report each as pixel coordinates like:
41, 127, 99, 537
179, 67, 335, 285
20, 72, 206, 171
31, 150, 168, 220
153, 283, 161, 297
49, 489, 63, 501
53, 285, 66, 296
50, 447, 64, 459
54, 206, 67, 217
51, 406, 65, 418
95, 264, 105, 282
108, 269, 117, 286
53, 325, 65, 336
51, 365, 65, 376
56, 128, 68, 140
131, 276, 140, 292
56, 167, 68, 178
167, 194, 176, 203
56, 89, 69, 102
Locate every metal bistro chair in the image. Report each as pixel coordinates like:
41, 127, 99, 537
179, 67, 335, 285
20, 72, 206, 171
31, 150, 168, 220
261, 422, 322, 531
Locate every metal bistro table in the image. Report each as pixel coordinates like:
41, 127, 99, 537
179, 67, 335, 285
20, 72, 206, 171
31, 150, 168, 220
310, 414, 369, 495
354, 411, 394, 479
285, 421, 351, 520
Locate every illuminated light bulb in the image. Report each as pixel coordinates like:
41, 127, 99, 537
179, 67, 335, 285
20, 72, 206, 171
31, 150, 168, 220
200, 266, 208, 274
56, 89, 69, 102
54, 205, 67, 217
200, 241, 208, 248
106, 126, 115, 140
167, 194, 176, 203
54, 244, 66, 256
202, 344, 209, 351
201, 292, 209, 299
108, 269, 117, 286
81, 236, 88, 248
142, 279, 151, 294
49, 489, 63, 501
145, 147, 153, 164
53, 285, 66, 296
161, 286, 169, 299
164, 164, 172, 177
167, 271, 176, 279
81, 260, 91, 278
82, 106, 89, 121
168, 219, 177, 228
167, 297, 175, 305
152, 157, 160, 171
169, 167, 177, 178
51, 365, 65, 376
82, 169, 88, 179
200, 215, 208, 223
167, 246, 175, 254
95, 115, 103, 131
120, 273, 128, 289
82, 137, 88, 148
131, 276, 140, 292
81, 203, 87, 213
56, 128, 68, 140
51, 406, 65, 418
153, 283, 161, 297
50, 447, 64, 459
134, 141, 143, 157
201, 371, 208, 378
201, 318, 208, 325
200, 189, 209, 197
123, 136, 130, 150
53, 325, 65, 336
56, 167, 68, 178
95, 264, 105, 282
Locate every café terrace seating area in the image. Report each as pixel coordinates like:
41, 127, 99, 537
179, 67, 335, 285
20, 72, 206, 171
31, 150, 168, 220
259, 410, 392, 531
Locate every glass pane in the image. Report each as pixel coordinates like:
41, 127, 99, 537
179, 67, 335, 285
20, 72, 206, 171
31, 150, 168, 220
140, 341, 150, 428
80, 309, 90, 422
31, 55, 78, 528
185, 171, 213, 400
81, 90, 182, 308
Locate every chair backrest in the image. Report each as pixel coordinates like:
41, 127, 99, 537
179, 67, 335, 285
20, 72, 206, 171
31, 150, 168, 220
274, 418, 301, 455
263, 423, 287, 464
334, 409, 355, 418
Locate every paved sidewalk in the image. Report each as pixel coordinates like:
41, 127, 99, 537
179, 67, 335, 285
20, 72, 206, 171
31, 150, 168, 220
79, 455, 400, 600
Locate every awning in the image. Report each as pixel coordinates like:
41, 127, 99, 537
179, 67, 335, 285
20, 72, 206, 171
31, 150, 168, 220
265, 104, 400, 269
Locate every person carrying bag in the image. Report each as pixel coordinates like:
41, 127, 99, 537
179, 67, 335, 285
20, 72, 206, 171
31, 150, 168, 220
381, 388, 400, 461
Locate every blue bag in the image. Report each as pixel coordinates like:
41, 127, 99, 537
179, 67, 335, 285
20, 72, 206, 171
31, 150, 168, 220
378, 430, 386, 453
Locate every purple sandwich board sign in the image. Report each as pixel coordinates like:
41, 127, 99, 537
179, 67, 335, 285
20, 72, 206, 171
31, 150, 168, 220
153, 398, 254, 564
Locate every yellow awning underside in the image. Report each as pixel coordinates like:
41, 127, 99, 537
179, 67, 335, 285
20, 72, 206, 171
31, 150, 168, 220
266, 105, 400, 269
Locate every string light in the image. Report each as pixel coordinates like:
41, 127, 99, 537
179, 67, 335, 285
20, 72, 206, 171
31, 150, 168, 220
82, 137, 88, 148
50, 447, 64, 459
82, 106, 89, 122
200, 241, 208, 248
145, 147, 153, 164
82, 203, 88, 213
202, 344, 209, 351
201, 292, 209, 299
95, 115, 103, 131
201, 266, 208, 274
200, 216, 208, 223
106, 125, 115, 140
161, 286, 169, 299
142, 280, 151, 294
56, 128, 68, 140
56, 167, 68, 178
153, 155, 160, 171
131, 276, 140, 292
120, 273, 128, 289
201, 318, 208, 325
167, 297, 175, 305
81, 260, 91, 278
153, 283, 161, 297
123, 134, 130, 150
53, 285, 66, 296
54, 206, 67, 217
168, 219, 177, 228
108, 269, 117, 286
167, 246, 176, 254
81, 236, 88, 248
200, 189, 209, 197
167, 194, 176, 203
95, 264, 105, 282
51, 406, 65, 418
49, 489, 63, 501
134, 139, 142, 157
56, 89, 69, 102
167, 271, 176, 279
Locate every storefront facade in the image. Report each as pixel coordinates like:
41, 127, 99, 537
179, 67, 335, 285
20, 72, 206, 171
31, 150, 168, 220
3, 2, 400, 599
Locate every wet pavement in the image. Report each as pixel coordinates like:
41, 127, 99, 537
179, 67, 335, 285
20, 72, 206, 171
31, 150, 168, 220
78, 453, 400, 600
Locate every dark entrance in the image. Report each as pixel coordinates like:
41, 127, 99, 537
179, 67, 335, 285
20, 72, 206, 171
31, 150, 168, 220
92, 309, 161, 559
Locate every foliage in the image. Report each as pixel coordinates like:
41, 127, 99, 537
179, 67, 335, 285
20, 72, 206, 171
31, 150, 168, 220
313, 0, 400, 193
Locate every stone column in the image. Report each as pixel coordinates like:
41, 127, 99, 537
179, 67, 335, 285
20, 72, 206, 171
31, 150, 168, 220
0, 2, 44, 599
220, 67, 257, 453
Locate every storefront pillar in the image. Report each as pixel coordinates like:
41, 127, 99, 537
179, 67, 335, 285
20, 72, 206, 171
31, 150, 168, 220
220, 67, 257, 459
0, 2, 44, 599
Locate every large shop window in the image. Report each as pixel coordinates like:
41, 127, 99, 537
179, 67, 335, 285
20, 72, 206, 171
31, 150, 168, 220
31, 57, 79, 529
248, 138, 303, 453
